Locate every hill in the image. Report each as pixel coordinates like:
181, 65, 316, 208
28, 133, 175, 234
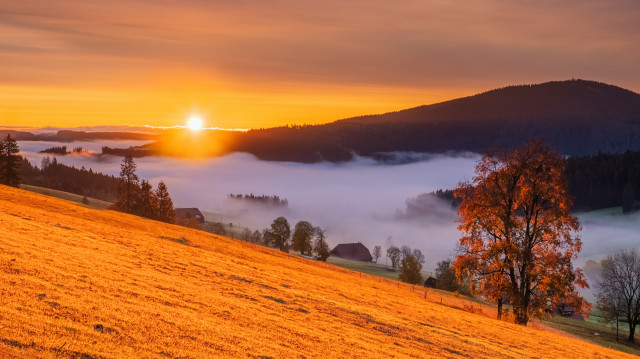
0, 185, 634, 358
224, 79, 640, 162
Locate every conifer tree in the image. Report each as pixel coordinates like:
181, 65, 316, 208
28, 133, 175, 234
139, 180, 158, 219
155, 180, 175, 223
0, 134, 22, 187
116, 154, 140, 213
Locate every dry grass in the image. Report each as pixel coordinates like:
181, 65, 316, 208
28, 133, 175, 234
0, 185, 634, 358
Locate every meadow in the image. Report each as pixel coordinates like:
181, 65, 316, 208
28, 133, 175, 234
0, 185, 635, 358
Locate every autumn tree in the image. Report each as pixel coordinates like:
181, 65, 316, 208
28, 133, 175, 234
387, 246, 401, 269
596, 249, 640, 343
454, 140, 588, 325
372, 245, 382, 263
116, 155, 140, 214
155, 181, 175, 223
0, 134, 21, 187
399, 254, 423, 285
313, 227, 331, 261
291, 220, 314, 255
269, 216, 291, 252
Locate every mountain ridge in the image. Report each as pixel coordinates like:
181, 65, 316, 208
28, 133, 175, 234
225, 79, 640, 162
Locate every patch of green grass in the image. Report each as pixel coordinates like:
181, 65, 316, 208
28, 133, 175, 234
326, 257, 400, 280
544, 315, 640, 356
20, 184, 113, 210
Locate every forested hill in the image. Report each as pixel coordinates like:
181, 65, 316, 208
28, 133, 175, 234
227, 79, 640, 162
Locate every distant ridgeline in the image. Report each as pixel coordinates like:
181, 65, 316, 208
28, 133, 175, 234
228, 194, 289, 207
0, 130, 157, 142
20, 157, 119, 202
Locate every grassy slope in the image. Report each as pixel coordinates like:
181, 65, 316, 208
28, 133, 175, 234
20, 184, 113, 210
0, 185, 635, 359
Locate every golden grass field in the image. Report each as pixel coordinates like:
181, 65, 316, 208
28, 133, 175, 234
0, 185, 634, 358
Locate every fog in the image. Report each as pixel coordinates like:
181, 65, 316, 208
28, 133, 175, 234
17, 140, 640, 276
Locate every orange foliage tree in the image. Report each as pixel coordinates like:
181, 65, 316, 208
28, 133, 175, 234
453, 141, 589, 325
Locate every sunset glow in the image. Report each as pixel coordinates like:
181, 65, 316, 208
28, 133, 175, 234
187, 117, 203, 131
1, 1, 639, 130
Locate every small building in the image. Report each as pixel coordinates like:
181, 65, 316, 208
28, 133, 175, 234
552, 303, 585, 321
330, 242, 373, 262
424, 277, 437, 288
174, 207, 205, 225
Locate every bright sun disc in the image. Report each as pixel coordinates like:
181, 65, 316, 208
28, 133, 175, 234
187, 117, 203, 130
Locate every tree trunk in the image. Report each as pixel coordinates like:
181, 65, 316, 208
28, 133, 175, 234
497, 298, 503, 320
628, 322, 636, 343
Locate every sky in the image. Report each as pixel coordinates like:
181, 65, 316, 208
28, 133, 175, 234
2, 0, 640, 129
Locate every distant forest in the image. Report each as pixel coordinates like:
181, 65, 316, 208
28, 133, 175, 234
228, 194, 289, 207
566, 151, 640, 212
20, 157, 119, 202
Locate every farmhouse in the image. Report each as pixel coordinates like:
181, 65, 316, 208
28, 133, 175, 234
174, 207, 205, 224
330, 242, 373, 262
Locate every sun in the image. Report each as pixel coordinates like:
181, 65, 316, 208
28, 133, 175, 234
187, 117, 203, 130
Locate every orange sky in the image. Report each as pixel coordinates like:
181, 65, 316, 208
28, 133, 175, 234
1, 0, 640, 130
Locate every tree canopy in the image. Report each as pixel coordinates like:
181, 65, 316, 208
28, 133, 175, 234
292, 220, 314, 255
453, 140, 588, 325
269, 217, 291, 252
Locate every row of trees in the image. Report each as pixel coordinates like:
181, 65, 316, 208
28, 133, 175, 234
250, 217, 331, 261
113, 155, 175, 223
21, 156, 121, 202
0, 134, 21, 187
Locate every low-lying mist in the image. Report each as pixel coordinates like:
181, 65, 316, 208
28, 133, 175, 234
18, 140, 640, 276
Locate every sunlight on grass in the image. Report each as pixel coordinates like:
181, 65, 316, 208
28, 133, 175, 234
0, 185, 635, 358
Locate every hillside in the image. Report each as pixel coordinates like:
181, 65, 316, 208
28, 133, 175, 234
0, 185, 634, 358
217, 79, 640, 162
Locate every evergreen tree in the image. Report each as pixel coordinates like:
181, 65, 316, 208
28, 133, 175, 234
0, 134, 21, 187
155, 180, 175, 223
312, 227, 331, 261
139, 180, 158, 219
116, 155, 140, 213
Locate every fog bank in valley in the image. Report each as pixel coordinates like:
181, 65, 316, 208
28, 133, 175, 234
18, 140, 640, 276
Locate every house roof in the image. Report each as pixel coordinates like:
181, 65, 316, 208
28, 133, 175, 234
330, 242, 373, 262
174, 207, 205, 224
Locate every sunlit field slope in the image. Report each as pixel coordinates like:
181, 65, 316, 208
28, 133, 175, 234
0, 185, 632, 358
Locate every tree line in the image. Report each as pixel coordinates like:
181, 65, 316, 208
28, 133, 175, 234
21, 156, 120, 202
228, 193, 289, 207
112, 155, 176, 223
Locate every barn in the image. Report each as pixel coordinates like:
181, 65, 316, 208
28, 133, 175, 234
174, 208, 205, 225
330, 242, 373, 262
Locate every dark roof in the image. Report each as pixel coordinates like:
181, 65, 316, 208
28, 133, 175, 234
330, 242, 373, 262
174, 208, 205, 224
